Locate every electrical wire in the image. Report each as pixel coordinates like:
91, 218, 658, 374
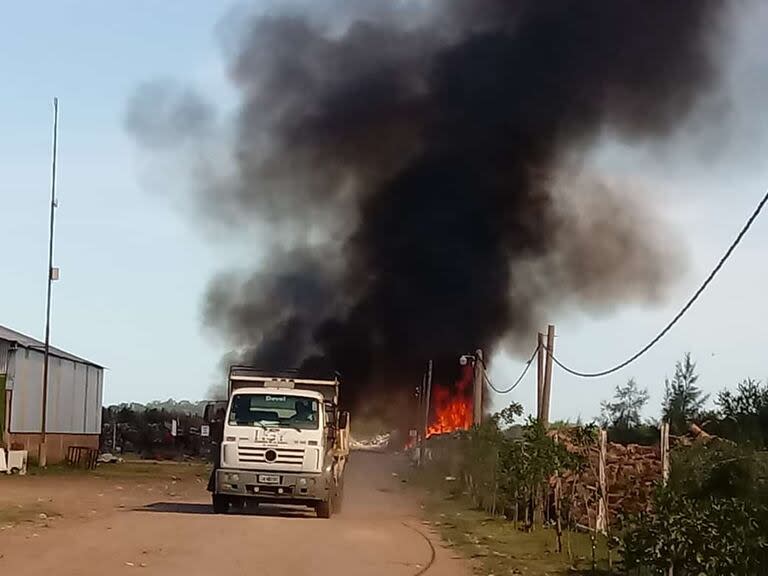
544, 188, 768, 378
483, 344, 540, 394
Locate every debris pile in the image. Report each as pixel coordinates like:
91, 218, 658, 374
557, 436, 662, 526
350, 434, 391, 452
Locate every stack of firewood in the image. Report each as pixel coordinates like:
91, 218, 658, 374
554, 432, 663, 527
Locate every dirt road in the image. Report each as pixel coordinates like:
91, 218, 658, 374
0, 453, 468, 576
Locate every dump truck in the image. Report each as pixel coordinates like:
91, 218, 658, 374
206, 367, 350, 518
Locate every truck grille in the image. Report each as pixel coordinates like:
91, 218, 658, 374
237, 445, 305, 466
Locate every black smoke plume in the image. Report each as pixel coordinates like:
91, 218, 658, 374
127, 1, 728, 416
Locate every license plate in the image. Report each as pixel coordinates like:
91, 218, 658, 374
258, 474, 280, 485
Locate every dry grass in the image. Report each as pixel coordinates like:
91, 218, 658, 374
24, 459, 208, 481
0, 502, 60, 527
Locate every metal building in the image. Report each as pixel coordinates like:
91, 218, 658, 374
0, 324, 104, 464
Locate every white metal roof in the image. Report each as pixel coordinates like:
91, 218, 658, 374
0, 324, 103, 368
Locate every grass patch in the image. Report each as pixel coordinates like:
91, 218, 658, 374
25, 459, 208, 481
411, 468, 613, 575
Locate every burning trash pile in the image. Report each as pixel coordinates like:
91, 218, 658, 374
427, 363, 475, 438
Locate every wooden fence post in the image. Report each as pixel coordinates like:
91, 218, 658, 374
661, 422, 670, 486
554, 432, 564, 553
596, 428, 608, 534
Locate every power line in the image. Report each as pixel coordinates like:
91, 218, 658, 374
484, 344, 540, 394
545, 188, 768, 378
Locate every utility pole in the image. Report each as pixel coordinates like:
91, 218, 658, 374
40, 97, 60, 468
541, 325, 555, 427
415, 374, 423, 464
537, 332, 545, 420
473, 349, 484, 426
423, 359, 433, 441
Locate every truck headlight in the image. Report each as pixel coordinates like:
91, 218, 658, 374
298, 478, 307, 486
226, 473, 240, 482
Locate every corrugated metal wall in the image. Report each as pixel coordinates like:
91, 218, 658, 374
0, 339, 10, 374
9, 348, 103, 434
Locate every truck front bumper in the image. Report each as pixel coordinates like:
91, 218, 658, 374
215, 469, 331, 502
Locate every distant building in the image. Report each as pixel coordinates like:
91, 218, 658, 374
0, 324, 104, 464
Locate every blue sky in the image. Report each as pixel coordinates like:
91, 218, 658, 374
2, 2, 767, 422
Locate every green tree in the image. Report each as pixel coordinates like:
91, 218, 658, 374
662, 353, 709, 434
600, 378, 649, 429
497, 401, 524, 427
714, 378, 768, 448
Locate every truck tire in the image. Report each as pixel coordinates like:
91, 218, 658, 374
315, 497, 332, 519
230, 497, 245, 511
212, 494, 230, 514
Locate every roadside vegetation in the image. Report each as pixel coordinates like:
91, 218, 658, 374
20, 459, 208, 481
416, 467, 610, 575
415, 353, 768, 575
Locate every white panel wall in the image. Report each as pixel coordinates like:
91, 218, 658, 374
0, 340, 10, 374
10, 348, 104, 434
9, 349, 44, 433
85, 366, 103, 433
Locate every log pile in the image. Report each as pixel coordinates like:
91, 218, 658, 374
555, 431, 662, 527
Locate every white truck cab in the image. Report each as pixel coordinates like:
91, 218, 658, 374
211, 368, 349, 518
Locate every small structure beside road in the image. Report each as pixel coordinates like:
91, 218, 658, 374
1, 323, 104, 464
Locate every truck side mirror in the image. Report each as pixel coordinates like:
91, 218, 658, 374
338, 411, 349, 430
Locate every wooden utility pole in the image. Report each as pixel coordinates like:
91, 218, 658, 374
541, 325, 555, 427
553, 431, 564, 552
423, 360, 433, 441
473, 349, 484, 426
416, 373, 425, 466
537, 332, 545, 420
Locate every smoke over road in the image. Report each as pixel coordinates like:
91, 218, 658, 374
127, 1, 728, 414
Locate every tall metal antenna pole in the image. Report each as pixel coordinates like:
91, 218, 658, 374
40, 97, 59, 467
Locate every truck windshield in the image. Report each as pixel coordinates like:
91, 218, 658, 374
228, 394, 320, 430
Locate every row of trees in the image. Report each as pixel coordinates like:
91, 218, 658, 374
600, 352, 768, 446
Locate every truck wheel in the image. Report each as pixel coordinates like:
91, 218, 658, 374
315, 497, 332, 519
212, 494, 230, 514
230, 497, 245, 511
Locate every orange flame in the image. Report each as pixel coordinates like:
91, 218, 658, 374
426, 363, 474, 437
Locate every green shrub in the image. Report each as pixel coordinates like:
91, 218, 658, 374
621, 441, 768, 575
